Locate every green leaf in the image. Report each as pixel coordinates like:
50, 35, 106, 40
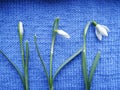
53, 47, 83, 80
25, 41, 29, 69
0, 50, 25, 87
34, 35, 49, 81
88, 51, 101, 88
82, 50, 89, 90
24, 41, 29, 90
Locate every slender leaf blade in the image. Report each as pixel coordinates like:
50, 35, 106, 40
0, 50, 25, 87
34, 35, 49, 81
24, 41, 29, 90
89, 51, 101, 88
82, 50, 89, 90
53, 47, 83, 79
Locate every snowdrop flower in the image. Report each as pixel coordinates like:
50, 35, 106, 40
18, 21, 23, 36
55, 30, 70, 38
92, 21, 110, 41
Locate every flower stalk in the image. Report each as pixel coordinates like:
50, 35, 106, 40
82, 22, 91, 90
0, 22, 30, 90
49, 18, 59, 90
35, 18, 84, 90
34, 18, 103, 90
24, 40, 29, 90
18, 22, 29, 90
82, 21, 101, 90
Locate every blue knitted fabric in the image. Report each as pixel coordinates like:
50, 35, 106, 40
0, 0, 120, 90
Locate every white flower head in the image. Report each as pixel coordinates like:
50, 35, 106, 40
56, 30, 70, 38
93, 21, 110, 41
18, 21, 23, 36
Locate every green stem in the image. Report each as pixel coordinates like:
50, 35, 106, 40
53, 47, 83, 80
18, 23, 26, 89
20, 40, 25, 69
24, 41, 29, 90
49, 18, 59, 90
82, 50, 89, 90
82, 22, 91, 90
50, 35, 56, 80
18, 22, 26, 89
49, 78, 53, 90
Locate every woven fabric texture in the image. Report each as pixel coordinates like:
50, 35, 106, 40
0, 0, 120, 90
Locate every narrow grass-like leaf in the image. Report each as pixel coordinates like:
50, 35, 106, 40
82, 50, 89, 90
53, 47, 83, 79
24, 41, 29, 90
0, 50, 25, 87
34, 35, 49, 81
88, 51, 100, 88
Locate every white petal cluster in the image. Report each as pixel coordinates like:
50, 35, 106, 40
95, 24, 110, 41
56, 30, 70, 38
19, 21, 23, 36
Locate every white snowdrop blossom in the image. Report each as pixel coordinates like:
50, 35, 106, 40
92, 21, 110, 41
56, 30, 70, 38
18, 21, 23, 36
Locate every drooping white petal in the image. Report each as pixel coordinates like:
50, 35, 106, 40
57, 30, 70, 38
96, 24, 108, 36
19, 21, 23, 36
95, 29, 102, 41
101, 25, 110, 32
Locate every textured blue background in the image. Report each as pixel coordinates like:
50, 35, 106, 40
0, 0, 120, 90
